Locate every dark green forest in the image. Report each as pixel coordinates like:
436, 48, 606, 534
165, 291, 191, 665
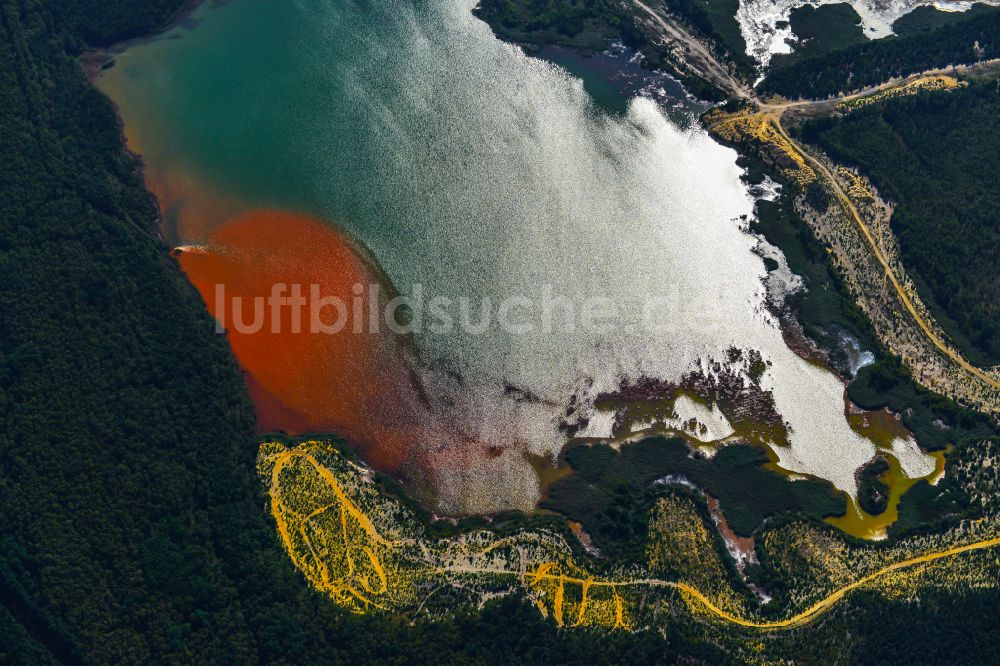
857, 457, 890, 516
0, 0, 702, 661
744, 169, 996, 537
48, 0, 197, 47
1, 0, 999, 663
800, 82, 1000, 366
473, 0, 735, 99
770, 3, 866, 66
473, 0, 634, 51
760, 8, 1000, 98
892, 2, 998, 35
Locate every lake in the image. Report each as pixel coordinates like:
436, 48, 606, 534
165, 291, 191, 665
98, 0, 936, 533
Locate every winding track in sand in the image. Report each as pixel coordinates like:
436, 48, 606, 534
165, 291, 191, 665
269, 445, 1000, 630
632, 0, 1000, 405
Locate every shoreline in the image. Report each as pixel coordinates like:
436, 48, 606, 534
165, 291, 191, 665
536, 41, 871, 383
79, 0, 241, 82
88, 2, 990, 545
484, 33, 982, 543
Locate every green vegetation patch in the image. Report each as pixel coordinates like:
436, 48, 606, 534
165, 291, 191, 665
543, 437, 846, 560
848, 356, 996, 537
751, 187, 876, 376
857, 456, 890, 516
771, 3, 866, 67
760, 8, 1000, 97
848, 356, 997, 453
804, 82, 1000, 366
50, 0, 191, 47
701, 0, 748, 63
892, 2, 997, 35
663, 0, 755, 75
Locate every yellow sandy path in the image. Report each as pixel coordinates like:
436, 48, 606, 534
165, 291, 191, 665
523, 535, 1000, 629
666, 535, 1000, 629
706, 69, 1000, 398
266, 444, 1000, 630
767, 116, 1000, 393
267, 447, 406, 608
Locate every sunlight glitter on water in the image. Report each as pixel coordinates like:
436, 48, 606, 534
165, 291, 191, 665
98, 0, 937, 522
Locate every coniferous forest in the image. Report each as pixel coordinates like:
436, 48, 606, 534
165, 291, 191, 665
801, 82, 1000, 366
760, 9, 1000, 98
2, 0, 999, 663
0, 0, 687, 661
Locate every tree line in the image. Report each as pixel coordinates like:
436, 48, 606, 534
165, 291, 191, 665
760, 9, 1000, 98
801, 82, 1000, 366
1, 0, 997, 662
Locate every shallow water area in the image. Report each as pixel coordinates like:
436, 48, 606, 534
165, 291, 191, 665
97, 0, 941, 531
535, 41, 697, 118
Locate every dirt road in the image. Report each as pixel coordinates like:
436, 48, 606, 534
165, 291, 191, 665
631, 0, 750, 99
767, 116, 1000, 393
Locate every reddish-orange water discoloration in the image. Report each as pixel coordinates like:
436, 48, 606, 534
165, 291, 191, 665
100, 67, 513, 508
178, 210, 430, 471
